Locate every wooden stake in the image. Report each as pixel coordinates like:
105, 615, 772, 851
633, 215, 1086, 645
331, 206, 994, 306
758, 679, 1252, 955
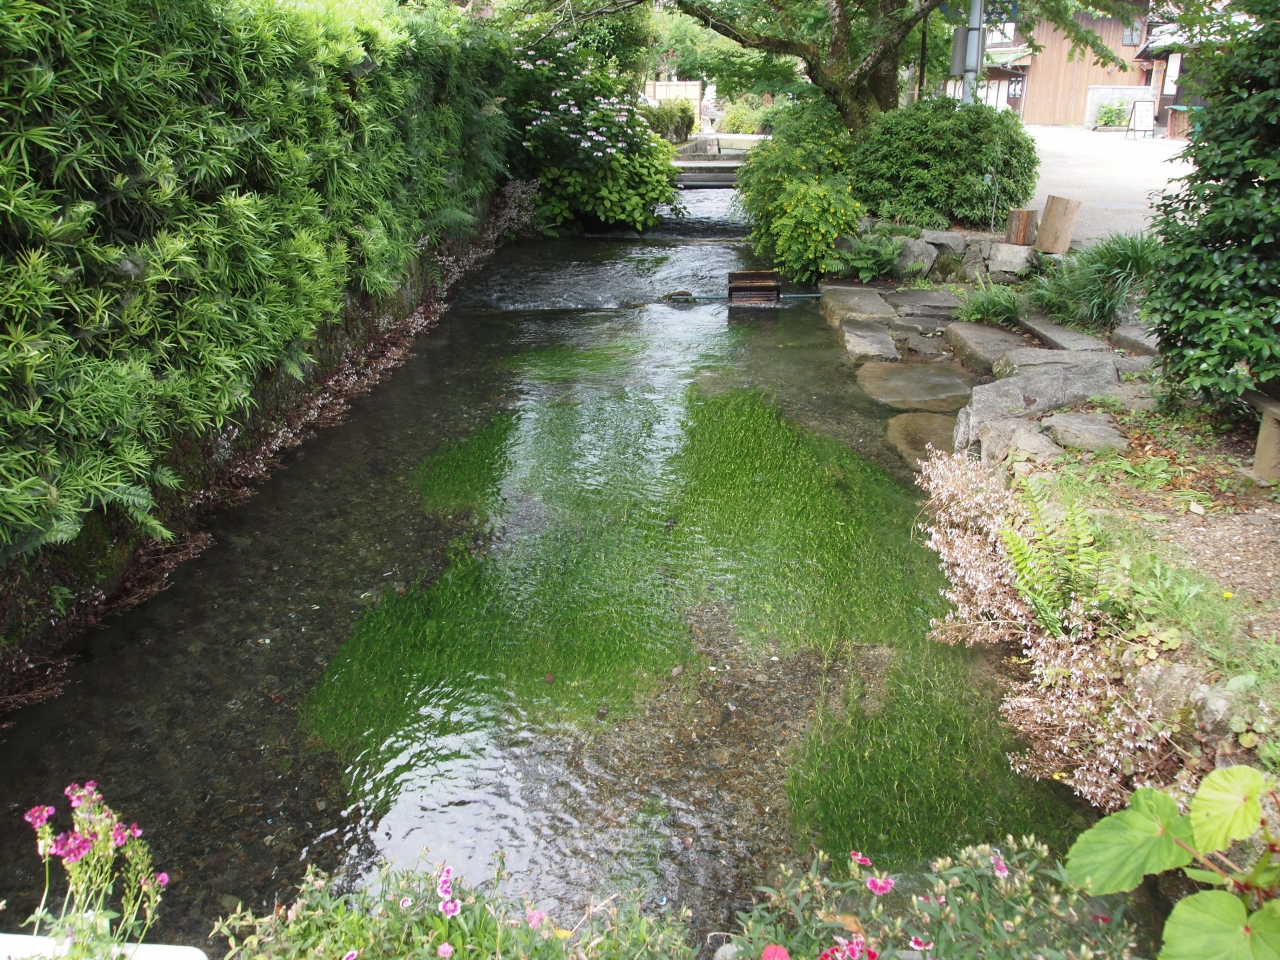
1035, 196, 1081, 254
1005, 208, 1037, 246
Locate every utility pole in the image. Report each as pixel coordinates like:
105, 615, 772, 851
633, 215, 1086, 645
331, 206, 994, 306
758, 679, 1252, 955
961, 0, 984, 103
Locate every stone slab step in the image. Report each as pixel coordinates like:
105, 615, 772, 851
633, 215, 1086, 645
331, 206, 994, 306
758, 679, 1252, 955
841, 319, 900, 363
889, 315, 940, 336
882, 289, 962, 314
820, 286, 896, 329
856, 360, 972, 412
1112, 323, 1159, 356
1018, 314, 1108, 352
942, 321, 1028, 375
887, 412, 958, 467
992, 348, 1118, 380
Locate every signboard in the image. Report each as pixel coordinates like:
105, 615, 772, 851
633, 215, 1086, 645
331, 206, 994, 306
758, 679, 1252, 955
1127, 100, 1156, 138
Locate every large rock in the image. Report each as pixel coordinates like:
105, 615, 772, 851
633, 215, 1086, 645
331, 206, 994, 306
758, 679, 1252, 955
1042, 412, 1130, 452
899, 332, 947, 355
992, 348, 1118, 380
979, 419, 1033, 463
943, 322, 1028, 375
882, 289, 962, 318
953, 365, 1121, 454
857, 360, 972, 412
961, 244, 988, 283
820, 285, 896, 329
921, 230, 967, 254
889, 315, 940, 336
1113, 323, 1159, 357
987, 242, 1034, 283
842, 320, 900, 363
1018, 314, 1108, 352
893, 238, 939, 280
1116, 354, 1154, 377
886, 412, 957, 467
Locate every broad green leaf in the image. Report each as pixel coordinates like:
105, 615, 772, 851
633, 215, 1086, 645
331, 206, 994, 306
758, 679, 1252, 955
1159, 892, 1280, 960
1067, 788, 1194, 894
1183, 867, 1230, 886
1192, 766, 1267, 853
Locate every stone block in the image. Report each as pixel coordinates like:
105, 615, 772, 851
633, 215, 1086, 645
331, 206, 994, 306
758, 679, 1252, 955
1112, 323, 1159, 357
1018, 314, 1107, 352
841, 320, 900, 364
882, 289, 962, 317
986, 242, 1035, 283
953, 364, 1121, 453
992, 348, 1118, 380
857, 360, 972, 412
1042, 412, 1130, 452
886, 412, 957, 467
921, 230, 967, 254
942, 322, 1027, 375
929, 251, 964, 283
819, 286, 896, 329
893, 238, 939, 280
1116, 354, 1154, 377
889, 315, 940, 336
960, 245, 987, 283
899, 332, 946, 355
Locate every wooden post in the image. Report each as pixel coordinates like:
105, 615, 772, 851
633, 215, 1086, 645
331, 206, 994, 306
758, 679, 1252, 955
1245, 391, 1280, 481
1035, 196, 1081, 254
1005, 208, 1037, 246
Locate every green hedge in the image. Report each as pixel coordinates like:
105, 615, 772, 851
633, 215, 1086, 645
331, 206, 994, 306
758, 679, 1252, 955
1148, 0, 1280, 398
0, 0, 511, 556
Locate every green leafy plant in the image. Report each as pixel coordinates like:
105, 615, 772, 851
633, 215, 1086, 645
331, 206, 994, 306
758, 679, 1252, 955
1147, 0, 1280, 398
1096, 104, 1131, 126
717, 97, 765, 133
840, 232, 904, 283
1027, 233, 1161, 331
956, 279, 1021, 327
637, 98, 697, 143
1066, 766, 1280, 959
507, 39, 681, 230
217, 861, 693, 960
847, 97, 1038, 230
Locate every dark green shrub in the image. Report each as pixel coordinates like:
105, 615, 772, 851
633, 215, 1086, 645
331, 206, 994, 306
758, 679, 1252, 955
717, 98, 765, 133
1028, 232, 1160, 331
848, 97, 1039, 230
957, 279, 1021, 327
1148, 0, 1280, 398
506, 41, 680, 230
637, 97, 697, 143
0, 0, 510, 555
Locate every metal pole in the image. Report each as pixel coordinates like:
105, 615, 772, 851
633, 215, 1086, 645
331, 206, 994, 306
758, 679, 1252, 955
961, 0, 983, 103
917, 12, 929, 101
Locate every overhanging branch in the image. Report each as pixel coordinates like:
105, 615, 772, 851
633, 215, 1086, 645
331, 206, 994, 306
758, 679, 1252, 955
844, 0, 947, 88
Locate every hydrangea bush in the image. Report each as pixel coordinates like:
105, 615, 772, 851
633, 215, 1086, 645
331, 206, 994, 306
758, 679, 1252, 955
21, 782, 169, 956
505, 36, 680, 231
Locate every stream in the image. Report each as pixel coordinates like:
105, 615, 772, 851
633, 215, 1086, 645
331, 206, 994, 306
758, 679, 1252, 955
0, 192, 1085, 950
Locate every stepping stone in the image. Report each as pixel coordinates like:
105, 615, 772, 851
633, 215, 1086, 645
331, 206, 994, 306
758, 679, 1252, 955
1112, 323, 1159, 356
889, 315, 940, 336
841, 320, 900, 364
898, 333, 946, 355
820, 285, 896, 329
953, 363, 1121, 454
921, 230, 967, 254
857, 360, 972, 412
978, 419, 1063, 464
942, 322, 1027, 375
992, 348, 1118, 380
886, 412, 958, 468
1018, 314, 1107, 352
882, 289, 962, 318
1042, 412, 1130, 452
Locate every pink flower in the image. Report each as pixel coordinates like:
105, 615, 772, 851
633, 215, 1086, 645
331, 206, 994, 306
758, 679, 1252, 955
849, 850, 872, 867
865, 876, 895, 896
155, 872, 169, 888
129, 823, 142, 838
991, 855, 1009, 879
439, 899, 461, 918
437, 946, 453, 959
1090, 914, 1111, 924
111, 823, 130, 847
526, 908, 546, 928
342, 952, 358, 960
909, 937, 934, 950
24, 805, 55, 829
400, 897, 413, 909
51, 831, 94, 863
761, 947, 790, 960
437, 866, 453, 899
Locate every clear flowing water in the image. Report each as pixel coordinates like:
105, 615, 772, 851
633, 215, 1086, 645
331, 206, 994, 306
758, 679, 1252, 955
0, 193, 1084, 949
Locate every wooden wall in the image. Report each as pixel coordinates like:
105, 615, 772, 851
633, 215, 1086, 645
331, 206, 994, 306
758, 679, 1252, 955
1021, 15, 1149, 125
